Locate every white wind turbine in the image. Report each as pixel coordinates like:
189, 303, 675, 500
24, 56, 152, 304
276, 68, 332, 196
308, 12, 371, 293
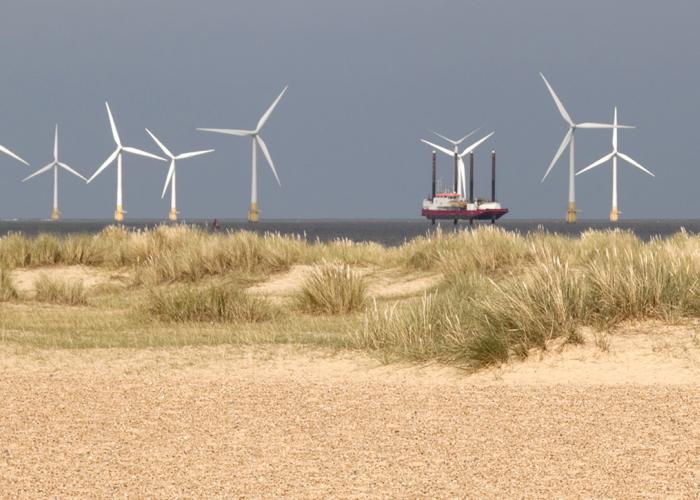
576, 107, 654, 223
22, 125, 87, 220
87, 102, 166, 221
145, 128, 215, 221
420, 132, 495, 197
197, 86, 287, 222
425, 128, 479, 197
540, 72, 631, 223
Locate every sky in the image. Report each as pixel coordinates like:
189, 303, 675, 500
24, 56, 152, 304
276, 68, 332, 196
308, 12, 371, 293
0, 0, 698, 220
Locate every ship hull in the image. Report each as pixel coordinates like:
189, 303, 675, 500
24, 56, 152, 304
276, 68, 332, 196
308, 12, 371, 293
421, 208, 509, 221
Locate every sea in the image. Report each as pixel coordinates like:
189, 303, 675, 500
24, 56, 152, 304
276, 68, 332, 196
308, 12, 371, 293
2, 219, 700, 246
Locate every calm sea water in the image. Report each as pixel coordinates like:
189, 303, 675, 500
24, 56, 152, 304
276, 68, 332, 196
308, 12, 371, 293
1, 219, 699, 246
0, 219, 700, 245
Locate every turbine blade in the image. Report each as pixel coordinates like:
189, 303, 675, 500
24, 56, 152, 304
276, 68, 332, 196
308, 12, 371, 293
54, 125, 59, 161
459, 131, 495, 157
576, 151, 615, 176
162, 160, 175, 199
576, 122, 613, 129
145, 128, 173, 158
256, 85, 288, 131
87, 148, 119, 183
122, 146, 166, 161
618, 152, 655, 177
105, 102, 121, 146
541, 129, 572, 182
0, 144, 29, 166
420, 139, 454, 157
175, 149, 215, 160
255, 135, 281, 186
22, 162, 54, 182
540, 72, 574, 126
429, 130, 457, 145
196, 128, 253, 136
613, 107, 618, 151
58, 162, 88, 182
455, 127, 480, 145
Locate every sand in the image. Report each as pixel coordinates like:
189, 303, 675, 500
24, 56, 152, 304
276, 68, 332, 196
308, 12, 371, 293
2, 326, 700, 498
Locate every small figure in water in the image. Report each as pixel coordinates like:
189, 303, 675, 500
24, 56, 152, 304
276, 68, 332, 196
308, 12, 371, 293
212, 218, 220, 231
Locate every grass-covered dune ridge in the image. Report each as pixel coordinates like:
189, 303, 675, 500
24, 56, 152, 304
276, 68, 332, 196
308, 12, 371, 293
2, 224, 700, 369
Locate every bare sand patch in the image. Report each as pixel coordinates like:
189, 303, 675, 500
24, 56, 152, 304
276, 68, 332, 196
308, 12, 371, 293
9, 265, 128, 294
247, 264, 440, 301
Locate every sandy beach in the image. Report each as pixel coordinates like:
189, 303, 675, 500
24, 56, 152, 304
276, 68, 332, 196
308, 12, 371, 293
2, 334, 700, 498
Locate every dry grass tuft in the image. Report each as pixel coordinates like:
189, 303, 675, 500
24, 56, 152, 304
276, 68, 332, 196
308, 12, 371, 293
34, 274, 87, 306
0, 268, 19, 301
295, 263, 368, 315
147, 283, 279, 323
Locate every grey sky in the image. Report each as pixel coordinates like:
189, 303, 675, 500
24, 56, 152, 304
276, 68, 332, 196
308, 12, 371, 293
0, 0, 697, 219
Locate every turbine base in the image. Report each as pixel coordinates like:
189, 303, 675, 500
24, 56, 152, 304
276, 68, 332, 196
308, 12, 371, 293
168, 208, 178, 221
566, 202, 576, 224
248, 202, 259, 223
51, 208, 60, 221
610, 207, 619, 223
114, 205, 124, 222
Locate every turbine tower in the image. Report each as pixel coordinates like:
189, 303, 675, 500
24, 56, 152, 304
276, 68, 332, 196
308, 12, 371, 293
22, 125, 87, 220
87, 102, 166, 221
145, 129, 214, 221
420, 132, 495, 196
576, 107, 654, 223
197, 86, 287, 223
539, 72, 630, 223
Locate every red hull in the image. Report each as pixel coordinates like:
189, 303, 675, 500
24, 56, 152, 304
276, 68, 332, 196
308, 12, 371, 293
422, 208, 509, 221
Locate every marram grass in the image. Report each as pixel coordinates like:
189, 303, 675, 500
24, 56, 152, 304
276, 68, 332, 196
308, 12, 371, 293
147, 283, 279, 323
0, 268, 18, 301
3, 224, 700, 369
33, 274, 88, 306
295, 263, 368, 314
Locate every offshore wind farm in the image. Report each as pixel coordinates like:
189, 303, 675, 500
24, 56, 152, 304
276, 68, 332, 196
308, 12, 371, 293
0, 74, 659, 232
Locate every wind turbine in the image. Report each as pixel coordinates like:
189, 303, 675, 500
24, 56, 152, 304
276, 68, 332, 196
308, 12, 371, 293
22, 125, 87, 220
197, 86, 287, 223
425, 128, 479, 197
87, 102, 166, 221
420, 132, 495, 197
145, 128, 214, 221
539, 72, 631, 223
576, 107, 653, 223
